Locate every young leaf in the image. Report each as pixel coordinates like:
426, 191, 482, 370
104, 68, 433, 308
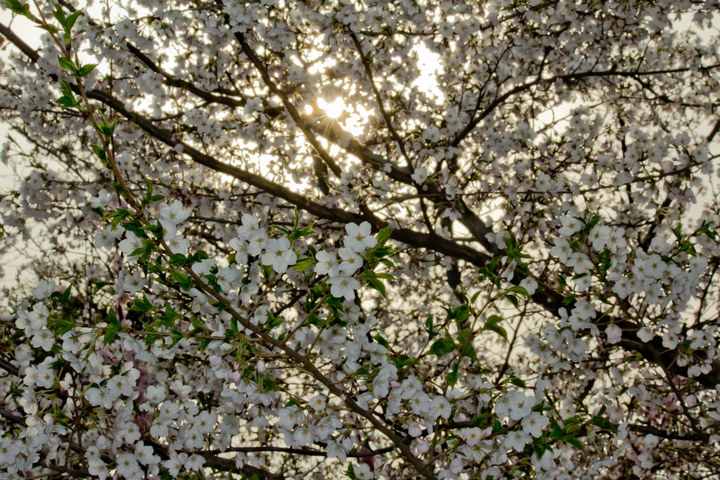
57, 56, 76, 72
483, 315, 508, 341
429, 336, 456, 358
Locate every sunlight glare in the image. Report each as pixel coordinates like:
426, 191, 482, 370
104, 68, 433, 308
411, 43, 445, 103
317, 97, 346, 119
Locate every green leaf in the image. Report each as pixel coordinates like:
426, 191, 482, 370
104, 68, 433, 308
289, 225, 315, 241
189, 316, 208, 332
449, 304, 470, 324
508, 285, 529, 296
365, 276, 386, 297
170, 269, 192, 290
372, 245, 396, 258
373, 334, 389, 349
64, 10, 82, 33
472, 413, 493, 428
57, 56, 76, 72
425, 315, 436, 338
456, 328, 472, 345
374, 272, 394, 280
699, 221, 718, 242
129, 294, 153, 312
326, 296, 344, 311
293, 257, 313, 271
47, 316, 75, 336
97, 117, 116, 137
532, 441, 552, 459
77, 63, 97, 77
143, 329, 159, 347
55, 95, 77, 108
266, 311, 283, 329
2, 0, 31, 16
103, 323, 120, 345
52, 5, 66, 26
483, 315, 508, 340
168, 253, 188, 265
456, 329, 476, 360
585, 215, 600, 231
271, 225, 290, 235
564, 435, 584, 450
429, 336, 456, 358
376, 226, 392, 247
391, 354, 416, 369
562, 293, 578, 305
447, 362, 459, 387
59, 79, 73, 97
91, 144, 106, 162
503, 235, 517, 251
158, 305, 178, 327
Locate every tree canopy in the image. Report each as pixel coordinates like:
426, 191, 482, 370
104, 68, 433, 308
1, 0, 720, 479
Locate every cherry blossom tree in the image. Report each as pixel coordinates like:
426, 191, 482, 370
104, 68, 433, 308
1, 0, 720, 479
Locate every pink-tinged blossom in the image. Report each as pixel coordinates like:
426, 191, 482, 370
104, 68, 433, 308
159, 200, 192, 240
85, 446, 108, 480
293, 427, 314, 446
185, 454, 206, 471
93, 226, 122, 249
216, 266, 241, 291
329, 275, 360, 301
118, 231, 143, 258
558, 217, 583, 236
550, 238, 572, 264
315, 250, 339, 276
504, 430, 531, 452
115, 452, 141, 479
30, 328, 53, 352
159, 200, 191, 226
164, 453, 187, 476
344, 221, 377, 252
261, 238, 297, 273
637, 327, 655, 343
662, 330, 680, 349
31, 279, 55, 300
463, 427, 489, 446
520, 277, 538, 295
354, 462, 373, 480
326, 440, 347, 462
89, 189, 112, 209
236, 214, 264, 241
522, 412, 549, 438
606, 323, 622, 344
134, 442, 160, 466
144, 384, 166, 404
338, 246, 363, 275
495, 390, 535, 421
411, 166, 428, 184
166, 235, 189, 254
643, 254, 667, 279
86, 387, 113, 409
308, 394, 326, 412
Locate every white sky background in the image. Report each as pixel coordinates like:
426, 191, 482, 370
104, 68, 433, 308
0, 7, 718, 289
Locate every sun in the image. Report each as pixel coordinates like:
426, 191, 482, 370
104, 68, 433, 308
317, 97, 346, 120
